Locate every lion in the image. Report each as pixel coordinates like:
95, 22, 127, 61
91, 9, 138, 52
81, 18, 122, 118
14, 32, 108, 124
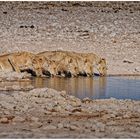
59, 55, 79, 77
38, 50, 107, 77
79, 53, 107, 76
41, 57, 78, 77
96, 58, 107, 76
7, 51, 49, 77
42, 59, 58, 77
57, 52, 91, 76
38, 50, 68, 62
58, 51, 107, 76
38, 50, 79, 61
31, 55, 52, 77
8, 51, 34, 72
38, 51, 79, 77
55, 55, 79, 77
0, 53, 15, 72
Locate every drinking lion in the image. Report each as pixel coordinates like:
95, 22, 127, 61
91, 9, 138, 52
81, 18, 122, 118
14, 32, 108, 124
38, 50, 107, 77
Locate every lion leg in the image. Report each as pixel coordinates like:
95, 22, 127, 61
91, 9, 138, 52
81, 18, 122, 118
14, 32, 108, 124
8, 57, 21, 73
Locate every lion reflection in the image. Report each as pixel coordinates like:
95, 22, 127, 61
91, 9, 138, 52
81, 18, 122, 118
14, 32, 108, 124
32, 77, 107, 99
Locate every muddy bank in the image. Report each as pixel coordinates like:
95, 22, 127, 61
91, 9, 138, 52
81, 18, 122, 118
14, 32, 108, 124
0, 87, 140, 138
0, 2, 139, 75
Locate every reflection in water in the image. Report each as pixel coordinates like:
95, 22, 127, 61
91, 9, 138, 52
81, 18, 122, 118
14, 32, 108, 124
31, 77, 140, 100
1, 77, 140, 100
32, 77, 107, 99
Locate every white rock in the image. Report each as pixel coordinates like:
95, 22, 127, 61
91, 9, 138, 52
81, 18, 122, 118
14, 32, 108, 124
30, 117, 39, 122
57, 123, 63, 129
29, 122, 43, 128
70, 125, 79, 131
0, 117, 9, 123
43, 125, 57, 130
13, 116, 25, 122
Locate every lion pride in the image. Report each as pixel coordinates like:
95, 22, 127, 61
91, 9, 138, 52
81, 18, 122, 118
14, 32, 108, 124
38, 50, 107, 77
38, 51, 79, 77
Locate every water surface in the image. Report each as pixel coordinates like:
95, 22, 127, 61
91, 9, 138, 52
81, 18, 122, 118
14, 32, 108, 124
31, 76, 140, 100
1, 76, 140, 100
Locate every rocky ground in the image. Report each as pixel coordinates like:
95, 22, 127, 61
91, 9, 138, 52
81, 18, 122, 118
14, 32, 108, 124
0, 88, 140, 138
0, 2, 139, 75
0, 2, 140, 138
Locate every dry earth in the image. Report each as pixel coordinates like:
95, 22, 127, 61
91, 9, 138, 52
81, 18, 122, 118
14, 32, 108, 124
0, 2, 140, 138
0, 2, 139, 75
0, 88, 140, 138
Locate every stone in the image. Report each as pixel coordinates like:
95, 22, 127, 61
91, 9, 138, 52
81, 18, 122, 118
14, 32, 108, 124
70, 101, 81, 107
96, 122, 105, 132
123, 114, 130, 119
91, 124, 97, 131
123, 59, 133, 64
63, 123, 70, 128
82, 97, 93, 103
3, 110, 10, 115
12, 85, 21, 90
43, 125, 57, 130
0, 117, 9, 123
29, 122, 43, 128
57, 123, 63, 129
0, 101, 15, 110
23, 105, 29, 111
70, 125, 79, 131
13, 116, 25, 122
31, 117, 39, 122
134, 68, 139, 72
71, 108, 82, 113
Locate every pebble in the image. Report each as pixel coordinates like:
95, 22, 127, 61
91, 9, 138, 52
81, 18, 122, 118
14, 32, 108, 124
43, 125, 57, 130
91, 124, 97, 131
123, 114, 130, 119
69, 125, 79, 131
70, 101, 81, 107
123, 59, 133, 64
82, 97, 93, 103
3, 110, 10, 115
12, 85, 21, 90
13, 116, 25, 122
31, 117, 39, 122
57, 123, 64, 129
29, 122, 43, 128
0, 117, 9, 123
63, 123, 70, 128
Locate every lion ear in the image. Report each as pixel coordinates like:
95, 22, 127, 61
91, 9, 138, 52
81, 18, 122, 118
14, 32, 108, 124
102, 58, 105, 60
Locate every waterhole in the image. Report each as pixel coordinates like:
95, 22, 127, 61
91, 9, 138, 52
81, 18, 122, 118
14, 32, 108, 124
1, 76, 139, 100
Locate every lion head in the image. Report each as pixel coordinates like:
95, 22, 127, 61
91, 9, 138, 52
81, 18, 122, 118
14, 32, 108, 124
97, 58, 107, 76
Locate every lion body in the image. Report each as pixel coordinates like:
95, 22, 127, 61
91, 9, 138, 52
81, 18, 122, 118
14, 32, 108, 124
0, 53, 14, 72
38, 50, 107, 77
0, 51, 49, 77
0, 50, 107, 77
